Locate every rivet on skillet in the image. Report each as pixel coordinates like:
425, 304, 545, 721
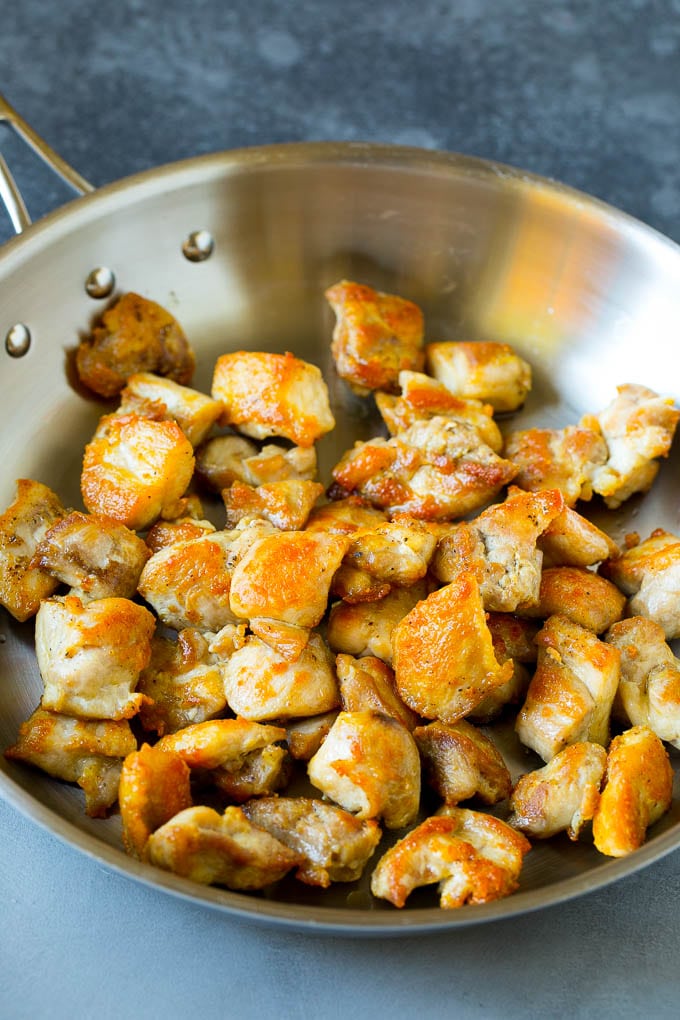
182, 229, 214, 262
5, 323, 31, 357
85, 266, 116, 299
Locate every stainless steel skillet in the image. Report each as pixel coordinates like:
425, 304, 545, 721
1, 94, 680, 935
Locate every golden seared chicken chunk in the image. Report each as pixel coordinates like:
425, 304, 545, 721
147, 805, 301, 889
75, 292, 195, 398
601, 529, 680, 640
33, 510, 150, 601
136, 629, 227, 736
336, 653, 419, 730
521, 566, 626, 633
5, 707, 137, 818
195, 435, 317, 492
213, 744, 291, 802
331, 416, 517, 520
325, 279, 424, 395
81, 412, 195, 531
414, 719, 512, 806
308, 710, 421, 828
516, 615, 620, 762
592, 725, 673, 857
370, 807, 530, 909
223, 479, 324, 531
118, 372, 222, 447
327, 580, 430, 664
219, 633, 340, 721
503, 426, 607, 506
467, 613, 538, 723
285, 711, 339, 760
393, 574, 513, 724
211, 351, 335, 447
605, 616, 680, 748
375, 371, 502, 451
508, 741, 607, 840
342, 518, 437, 588
584, 384, 680, 509
432, 488, 564, 612
118, 743, 192, 858
0, 479, 64, 621
426, 340, 532, 412
36, 595, 155, 720
243, 797, 382, 888
538, 503, 620, 568
305, 496, 386, 536
145, 515, 216, 553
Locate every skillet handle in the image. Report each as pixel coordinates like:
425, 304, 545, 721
0, 93, 95, 235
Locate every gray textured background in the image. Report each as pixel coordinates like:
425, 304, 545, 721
2, 1, 680, 1017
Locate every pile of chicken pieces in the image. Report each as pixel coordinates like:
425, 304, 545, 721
2, 282, 680, 912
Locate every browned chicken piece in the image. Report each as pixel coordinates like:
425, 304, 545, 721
503, 426, 607, 506
75, 292, 195, 398
155, 717, 286, 769
307, 710, 421, 829
375, 370, 502, 451
508, 741, 607, 840
538, 504, 620, 568
136, 629, 227, 736
327, 581, 429, 664
516, 615, 620, 762
592, 725, 673, 857
285, 711, 340, 760
0, 479, 65, 621
81, 412, 195, 531
426, 340, 532, 412
212, 743, 291, 802
243, 797, 382, 888
305, 496, 386, 536
393, 574, 514, 724
330, 416, 517, 520
601, 529, 680, 640
605, 616, 680, 748
414, 719, 512, 805
467, 613, 539, 723
147, 804, 302, 889
335, 653, 419, 730
36, 594, 155, 720
325, 279, 425, 395
195, 435, 317, 492
330, 564, 391, 604
145, 516, 216, 554
117, 372, 223, 447
370, 807, 530, 909
222, 479, 324, 531
583, 384, 680, 509
32, 510, 150, 602
520, 566, 626, 633
211, 350, 335, 447
342, 518, 437, 588
118, 743, 192, 858
5, 707, 137, 818
219, 633, 340, 721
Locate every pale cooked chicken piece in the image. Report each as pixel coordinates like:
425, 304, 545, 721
223, 479, 324, 531
592, 725, 673, 857
243, 797, 382, 888
211, 350, 335, 447
5, 707, 137, 818
308, 710, 421, 829
325, 279, 425, 395
605, 616, 680, 748
508, 741, 607, 840
370, 807, 530, 909
375, 370, 502, 451
219, 633, 340, 721
32, 510, 150, 602
392, 574, 514, 724
330, 416, 517, 520
601, 529, 680, 640
342, 518, 437, 588
145, 516, 216, 554
305, 496, 387, 536
285, 711, 339, 761
327, 580, 429, 664
335, 653, 419, 730
0, 479, 65, 621
414, 719, 512, 805
584, 384, 680, 509
503, 426, 607, 506
426, 340, 532, 412
117, 372, 223, 447
467, 613, 538, 723
136, 629, 227, 736
195, 435, 317, 492
81, 412, 195, 531
147, 804, 301, 888
520, 566, 626, 633
538, 504, 620, 568
515, 615, 620, 762
36, 594, 155, 720
118, 743, 192, 858
75, 292, 194, 399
